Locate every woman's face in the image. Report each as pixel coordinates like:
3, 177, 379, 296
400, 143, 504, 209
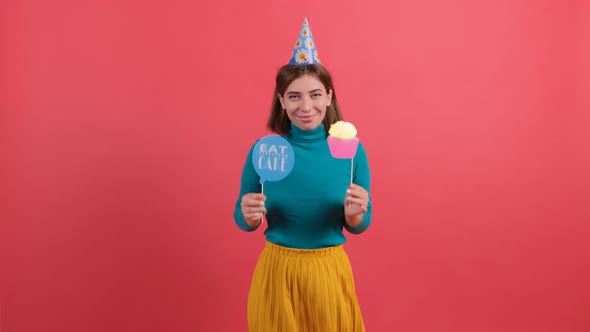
279, 74, 333, 131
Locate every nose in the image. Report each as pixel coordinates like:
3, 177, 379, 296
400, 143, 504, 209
300, 96, 313, 112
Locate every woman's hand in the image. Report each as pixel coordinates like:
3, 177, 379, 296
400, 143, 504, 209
240, 193, 266, 228
344, 184, 369, 227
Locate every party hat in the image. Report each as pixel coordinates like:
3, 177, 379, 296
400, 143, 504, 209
288, 17, 321, 65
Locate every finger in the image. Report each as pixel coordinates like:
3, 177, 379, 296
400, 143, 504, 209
245, 212, 263, 222
345, 190, 368, 202
242, 196, 259, 206
347, 184, 367, 194
242, 193, 266, 201
245, 206, 266, 214
345, 196, 368, 207
348, 183, 366, 192
243, 203, 265, 211
242, 195, 267, 208
346, 187, 369, 197
253, 193, 266, 201
249, 212, 261, 220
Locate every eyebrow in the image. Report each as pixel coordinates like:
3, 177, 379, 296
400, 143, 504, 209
286, 89, 324, 95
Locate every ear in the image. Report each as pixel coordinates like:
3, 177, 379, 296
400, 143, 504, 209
327, 89, 333, 107
278, 94, 285, 109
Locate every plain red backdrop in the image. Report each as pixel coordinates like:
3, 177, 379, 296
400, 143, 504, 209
1, 0, 589, 331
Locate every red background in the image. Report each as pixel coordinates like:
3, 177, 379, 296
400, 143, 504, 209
1, 1, 589, 331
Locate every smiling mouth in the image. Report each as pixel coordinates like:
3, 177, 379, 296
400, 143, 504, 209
297, 113, 316, 123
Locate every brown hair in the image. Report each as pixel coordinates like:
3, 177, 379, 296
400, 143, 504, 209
267, 64, 343, 135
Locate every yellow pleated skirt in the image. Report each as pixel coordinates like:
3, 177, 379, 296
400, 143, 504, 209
247, 241, 365, 332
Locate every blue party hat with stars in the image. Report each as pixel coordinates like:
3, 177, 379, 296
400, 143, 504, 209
288, 17, 321, 65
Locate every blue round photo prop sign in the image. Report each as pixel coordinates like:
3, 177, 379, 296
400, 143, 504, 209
252, 135, 294, 184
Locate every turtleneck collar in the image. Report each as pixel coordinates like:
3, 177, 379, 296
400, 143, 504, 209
288, 122, 327, 142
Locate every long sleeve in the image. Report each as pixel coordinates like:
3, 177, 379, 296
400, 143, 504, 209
344, 143, 372, 234
233, 143, 262, 232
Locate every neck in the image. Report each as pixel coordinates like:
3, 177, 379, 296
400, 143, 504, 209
288, 123, 326, 142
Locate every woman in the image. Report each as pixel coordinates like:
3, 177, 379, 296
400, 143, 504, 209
233, 18, 372, 331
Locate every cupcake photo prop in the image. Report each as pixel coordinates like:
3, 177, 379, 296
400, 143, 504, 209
328, 121, 359, 206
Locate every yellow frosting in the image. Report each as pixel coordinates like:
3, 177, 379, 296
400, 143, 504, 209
328, 121, 357, 139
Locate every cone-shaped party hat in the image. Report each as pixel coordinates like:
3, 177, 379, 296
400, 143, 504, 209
288, 17, 321, 65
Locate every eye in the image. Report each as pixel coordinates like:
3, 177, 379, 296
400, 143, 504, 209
288, 95, 300, 99
311, 93, 322, 98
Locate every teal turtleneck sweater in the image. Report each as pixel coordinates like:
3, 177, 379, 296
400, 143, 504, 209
234, 123, 372, 249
